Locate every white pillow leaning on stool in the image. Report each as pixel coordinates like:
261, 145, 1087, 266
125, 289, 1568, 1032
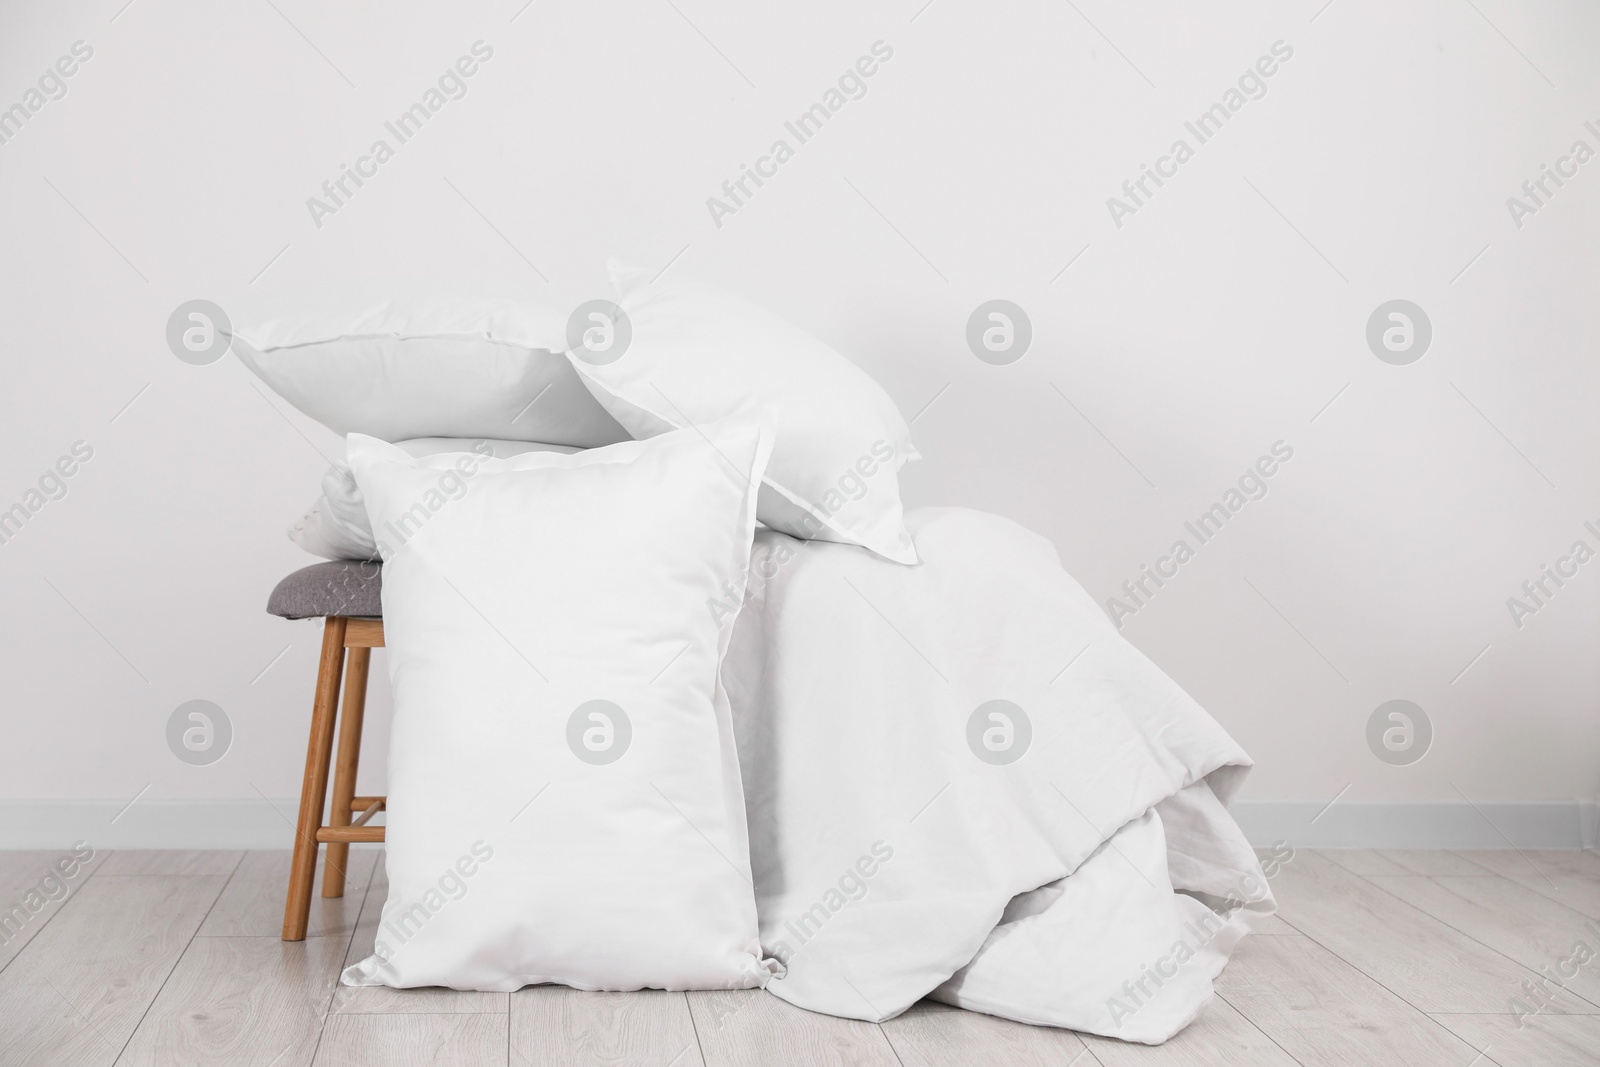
341, 420, 778, 992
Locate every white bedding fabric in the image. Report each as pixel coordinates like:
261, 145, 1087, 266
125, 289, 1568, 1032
340, 426, 775, 992
722, 507, 1273, 1044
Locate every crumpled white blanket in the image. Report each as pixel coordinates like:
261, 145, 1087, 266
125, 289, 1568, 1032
722, 507, 1274, 1044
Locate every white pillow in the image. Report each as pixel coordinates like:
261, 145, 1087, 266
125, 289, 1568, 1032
288, 437, 581, 561
565, 278, 921, 563
230, 299, 630, 446
339, 424, 776, 992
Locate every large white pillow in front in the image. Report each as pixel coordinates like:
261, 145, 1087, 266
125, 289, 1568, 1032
230, 298, 629, 446
565, 278, 920, 564
340, 423, 775, 992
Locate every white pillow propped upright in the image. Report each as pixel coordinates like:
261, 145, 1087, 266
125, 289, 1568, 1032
340, 422, 777, 992
564, 275, 921, 563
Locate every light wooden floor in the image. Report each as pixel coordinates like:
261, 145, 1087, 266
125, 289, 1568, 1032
1, 848, 1598, 1065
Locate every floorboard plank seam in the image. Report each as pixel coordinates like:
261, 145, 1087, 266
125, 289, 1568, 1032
1212, 989, 1309, 1067
0, 845, 114, 981
113, 850, 246, 1063
1336, 860, 1600, 1014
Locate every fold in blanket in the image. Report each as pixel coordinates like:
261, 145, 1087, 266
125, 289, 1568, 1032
722, 507, 1274, 1044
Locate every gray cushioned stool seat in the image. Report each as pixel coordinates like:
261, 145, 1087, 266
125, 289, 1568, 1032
267, 560, 383, 619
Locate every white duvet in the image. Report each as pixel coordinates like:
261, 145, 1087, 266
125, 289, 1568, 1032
723, 507, 1273, 1044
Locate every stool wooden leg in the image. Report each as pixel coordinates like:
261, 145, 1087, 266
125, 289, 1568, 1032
283, 616, 347, 941
322, 645, 371, 898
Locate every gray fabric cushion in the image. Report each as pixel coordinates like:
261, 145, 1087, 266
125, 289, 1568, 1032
267, 560, 383, 619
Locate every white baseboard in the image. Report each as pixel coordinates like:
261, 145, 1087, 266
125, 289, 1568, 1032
0, 800, 314, 850
1231, 799, 1597, 850
0, 798, 1593, 851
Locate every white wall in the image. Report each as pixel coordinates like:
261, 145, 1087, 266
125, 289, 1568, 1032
1, 0, 1596, 844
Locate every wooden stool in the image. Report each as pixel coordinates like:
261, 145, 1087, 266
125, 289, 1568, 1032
267, 562, 387, 941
